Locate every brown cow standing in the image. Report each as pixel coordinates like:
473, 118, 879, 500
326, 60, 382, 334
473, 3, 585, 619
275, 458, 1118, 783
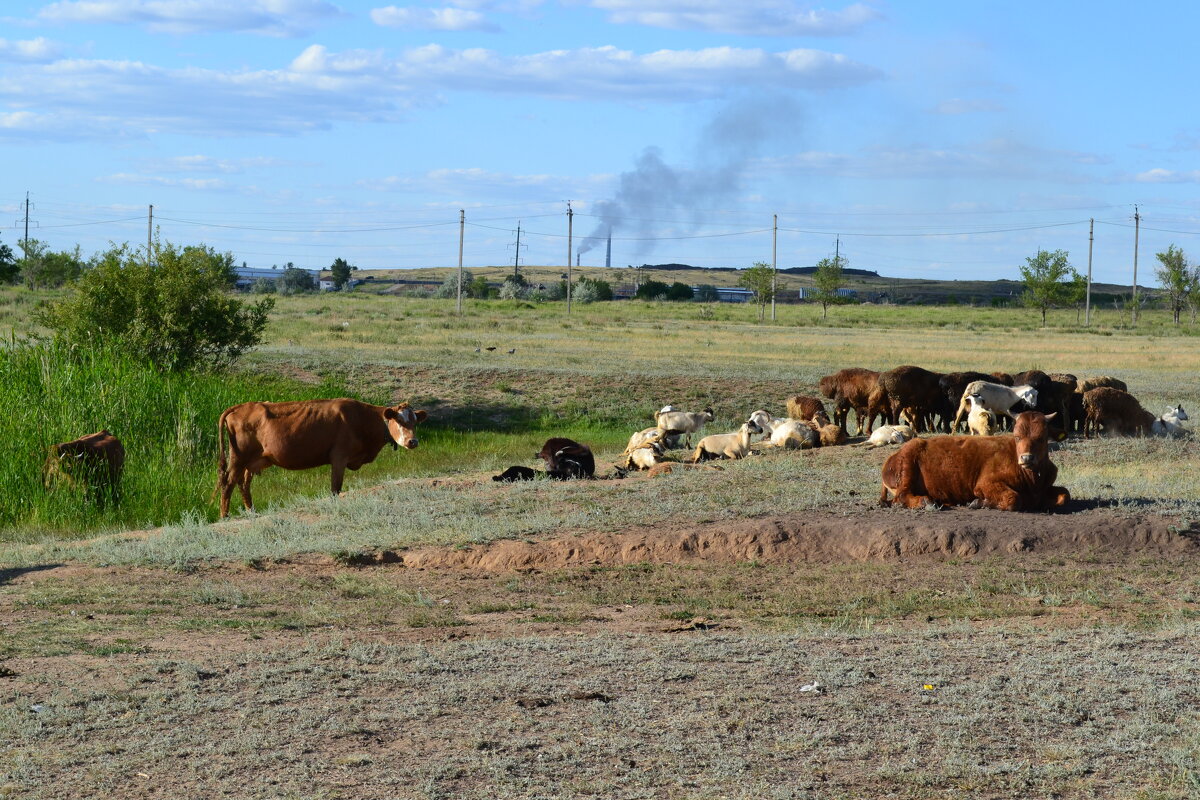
879, 411, 1069, 512
43, 430, 125, 508
217, 398, 426, 517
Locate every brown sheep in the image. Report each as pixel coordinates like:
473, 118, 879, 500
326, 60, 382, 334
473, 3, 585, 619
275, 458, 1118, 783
1083, 387, 1156, 437
878, 365, 945, 432
808, 420, 848, 447
817, 368, 881, 435
1072, 377, 1127, 434
785, 394, 828, 423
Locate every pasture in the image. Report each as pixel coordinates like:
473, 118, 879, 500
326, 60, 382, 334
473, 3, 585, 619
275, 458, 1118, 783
2, 287, 1200, 799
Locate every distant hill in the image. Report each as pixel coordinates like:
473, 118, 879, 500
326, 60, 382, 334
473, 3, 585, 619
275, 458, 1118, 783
638, 263, 880, 278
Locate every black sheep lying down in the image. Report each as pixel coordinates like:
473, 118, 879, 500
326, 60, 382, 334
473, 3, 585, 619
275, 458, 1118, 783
536, 438, 595, 480
492, 465, 537, 482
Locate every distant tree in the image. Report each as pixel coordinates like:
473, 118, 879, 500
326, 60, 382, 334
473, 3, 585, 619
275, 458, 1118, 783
0, 236, 16, 284
738, 261, 776, 321
1154, 244, 1198, 325
576, 277, 612, 301
1019, 249, 1075, 327
251, 277, 277, 294
436, 269, 471, 299
330, 257, 354, 290
278, 266, 316, 295
19, 240, 86, 289
499, 276, 527, 300
694, 284, 719, 303
469, 275, 493, 299
666, 281, 695, 301
35, 241, 273, 372
572, 281, 600, 304
811, 255, 846, 321
1067, 269, 1089, 324
635, 279, 670, 301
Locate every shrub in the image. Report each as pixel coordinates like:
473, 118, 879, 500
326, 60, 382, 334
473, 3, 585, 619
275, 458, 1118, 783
278, 265, 317, 295
251, 277, 277, 294
35, 241, 274, 372
635, 280, 670, 301
19, 240, 85, 289
435, 269, 472, 299
572, 281, 600, 304
667, 281, 695, 301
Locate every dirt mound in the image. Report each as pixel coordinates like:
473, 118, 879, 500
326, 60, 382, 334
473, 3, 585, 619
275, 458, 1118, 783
369, 509, 1199, 572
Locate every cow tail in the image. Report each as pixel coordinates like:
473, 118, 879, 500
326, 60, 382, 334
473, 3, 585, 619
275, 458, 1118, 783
215, 409, 232, 498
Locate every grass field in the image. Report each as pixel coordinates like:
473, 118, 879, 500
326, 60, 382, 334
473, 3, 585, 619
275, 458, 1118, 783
2, 285, 1200, 799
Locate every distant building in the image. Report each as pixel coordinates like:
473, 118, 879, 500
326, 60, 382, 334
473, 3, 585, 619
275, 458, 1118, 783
797, 287, 857, 300
233, 266, 318, 290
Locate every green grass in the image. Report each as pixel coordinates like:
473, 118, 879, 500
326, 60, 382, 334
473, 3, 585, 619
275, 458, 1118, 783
0, 339, 375, 539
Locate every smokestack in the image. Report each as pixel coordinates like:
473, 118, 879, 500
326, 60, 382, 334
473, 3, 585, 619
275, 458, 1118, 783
605, 229, 611, 269
576, 252, 580, 267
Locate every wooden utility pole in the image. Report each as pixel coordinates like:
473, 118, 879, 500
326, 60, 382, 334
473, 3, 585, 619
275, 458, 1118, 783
147, 204, 154, 260
770, 214, 777, 321
1131, 205, 1140, 326
456, 209, 464, 315
1085, 217, 1094, 326
566, 203, 573, 316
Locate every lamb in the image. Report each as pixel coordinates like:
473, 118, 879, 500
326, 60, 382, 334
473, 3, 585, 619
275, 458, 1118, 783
854, 424, 916, 449
691, 420, 762, 463
624, 427, 680, 453
1151, 405, 1189, 438
623, 440, 668, 471
951, 381, 1038, 432
1082, 388, 1155, 437
656, 407, 715, 449
813, 422, 848, 447
967, 404, 1000, 436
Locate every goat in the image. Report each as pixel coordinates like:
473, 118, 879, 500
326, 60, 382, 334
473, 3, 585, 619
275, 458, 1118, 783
691, 421, 761, 463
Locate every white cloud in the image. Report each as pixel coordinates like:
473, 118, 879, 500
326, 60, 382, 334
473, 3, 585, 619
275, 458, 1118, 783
0, 38, 64, 63
590, 0, 880, 36
1134, 168, 1200, 184
370, 6, 499, 31
38, 0, 346, 37
102, 172, 231, 189
0, 44, 880, 140
144, 154, 301, 173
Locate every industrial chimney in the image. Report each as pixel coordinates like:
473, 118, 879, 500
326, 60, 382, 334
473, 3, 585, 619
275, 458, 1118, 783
605, 228, 612, 269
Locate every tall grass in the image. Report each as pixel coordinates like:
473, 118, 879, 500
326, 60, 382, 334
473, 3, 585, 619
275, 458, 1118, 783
0, 339, 367, 539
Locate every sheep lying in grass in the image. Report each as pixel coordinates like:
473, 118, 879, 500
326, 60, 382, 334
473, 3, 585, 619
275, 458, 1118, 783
1152, 405, 1189, 438
624, 427, 681, 453
854, 424, 916, 449
691, 421, 762, 463
746, 410, 819, 449
622, 439, 668, 471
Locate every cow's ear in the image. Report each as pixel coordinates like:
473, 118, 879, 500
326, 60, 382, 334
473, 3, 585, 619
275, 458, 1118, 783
384, 407, 399, 421
414, 410, 427, 422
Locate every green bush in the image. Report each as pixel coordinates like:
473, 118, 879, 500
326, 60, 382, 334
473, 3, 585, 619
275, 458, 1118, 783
35, 241, 274, 372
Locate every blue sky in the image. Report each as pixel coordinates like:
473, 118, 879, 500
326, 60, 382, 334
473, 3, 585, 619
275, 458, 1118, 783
2, 0, 1198, 283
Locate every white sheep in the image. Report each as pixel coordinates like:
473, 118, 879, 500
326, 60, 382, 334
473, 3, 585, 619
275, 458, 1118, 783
1152, 405, 1190, 438
691, 421, 762, 463
967, 404, 1000, 436
623, 440, 667, 470
656, 407, 715, 449
854, 423, 916, 449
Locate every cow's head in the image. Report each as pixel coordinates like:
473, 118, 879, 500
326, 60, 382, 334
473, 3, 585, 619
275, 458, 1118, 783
1014, 386, 1038, 409
1012, 411, 1057, 470
385, 403, 427, 449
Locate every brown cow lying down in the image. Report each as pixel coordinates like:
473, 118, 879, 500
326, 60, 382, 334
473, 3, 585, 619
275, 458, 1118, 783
879, 411, 1069, 512
537, 438, 595, 480
43, 429, 125, 507
217, 398, 426, 517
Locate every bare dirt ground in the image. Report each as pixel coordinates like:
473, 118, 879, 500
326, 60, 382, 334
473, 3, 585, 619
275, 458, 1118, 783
4, 507, 1200, 799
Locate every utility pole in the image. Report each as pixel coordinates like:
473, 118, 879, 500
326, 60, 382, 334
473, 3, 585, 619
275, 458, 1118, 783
1131, 205, 1140, 327
566, 203, 573, 316
1086, 217, 1094, 326
770, 214, 777, 321
147, 204, 154, 261
456, 209, 465, 315
23, 192, 30, 256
